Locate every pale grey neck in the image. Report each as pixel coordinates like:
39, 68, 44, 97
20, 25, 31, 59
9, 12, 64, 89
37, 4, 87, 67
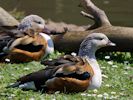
86, 48, 96, 60
78, 42, 97, 60
78, 43, 102, 89
78, 45, 98, 67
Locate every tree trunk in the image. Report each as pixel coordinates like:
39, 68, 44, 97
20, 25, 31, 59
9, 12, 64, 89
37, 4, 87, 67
51, 26, 133, 53
0, 0, 133, 53
50, 0, 133, 53
0, 7, 19, 27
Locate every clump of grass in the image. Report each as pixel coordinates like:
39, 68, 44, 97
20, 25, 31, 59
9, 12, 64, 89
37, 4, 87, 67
41, 50, 64, 62
0, 51, 132, 99
97, 52, 133, 63
46, 51, 64, 59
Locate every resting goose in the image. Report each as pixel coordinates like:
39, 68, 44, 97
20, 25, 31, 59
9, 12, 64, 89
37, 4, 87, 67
0, 15, 54, 63
7, 33, 115, 93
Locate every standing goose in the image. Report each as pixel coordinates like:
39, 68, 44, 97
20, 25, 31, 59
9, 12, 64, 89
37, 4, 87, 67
0, 15, 54, 63
7, 33, 115, 93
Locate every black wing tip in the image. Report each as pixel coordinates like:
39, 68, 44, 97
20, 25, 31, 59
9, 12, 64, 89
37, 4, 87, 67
55, 72, 91, 80
6, 81, 21, 88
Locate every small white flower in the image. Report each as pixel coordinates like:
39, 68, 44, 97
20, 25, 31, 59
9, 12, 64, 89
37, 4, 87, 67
112, 65, 118, 68
71, 52, 77, 56
11, 74, 15, 76
9, 83, 14, 86
8, 97, 12, 99
107, 61, 113, 65
101, 67, 106, 69
119, 92, 124, 96
87, 94, 92, 96
81, 93, 87, 96
111, 91, 116, 95
110, 95, 118, 99
121, 88, 125, 91
92, 94, 97, 96
105, 84, 110, 87
55, 91, 60, 94
11, 94, 15, 97
93, 89, 98, 93
24, 67, 30, 70
103, 93, 109, 97
29, 98, 35, 100
102, 74, 108, 78
97, 94, 103, 98
109, 96, 114, 99
105, 56, 110, 60
124, 72, 128, 75
48, 59, 53, 61
5, 58, 10, 62
103, 96, 109, 99
0, 75, 4, 79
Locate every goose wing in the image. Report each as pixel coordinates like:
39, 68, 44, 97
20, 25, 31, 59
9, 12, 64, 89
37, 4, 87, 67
0, 26, 25, 59
44, 55, 94, 93
17, 55, 78, 83
7, 55, 94, 93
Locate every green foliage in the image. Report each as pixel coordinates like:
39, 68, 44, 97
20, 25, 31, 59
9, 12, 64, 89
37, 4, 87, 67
43, 51, 64, 60
0, 52, 133, 99
97, 52, 133, 63
9, 8, 25, 21
41, 50, 64, 62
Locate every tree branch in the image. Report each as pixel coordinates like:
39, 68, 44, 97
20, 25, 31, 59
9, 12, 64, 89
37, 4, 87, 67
45, 19, 89, 34
80, 0, 111, 29
80, 11, 94, 20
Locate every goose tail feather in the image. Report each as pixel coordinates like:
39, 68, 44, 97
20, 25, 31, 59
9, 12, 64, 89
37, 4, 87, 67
6, 82, 21, 88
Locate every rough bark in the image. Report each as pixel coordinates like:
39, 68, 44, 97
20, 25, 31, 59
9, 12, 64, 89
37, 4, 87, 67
50, 0, 133, 52
45, 19, 89, 33
0, 0, 133, 53
0, 7, 19, 27
51, 26, 133, 52
80, 0, 111, 29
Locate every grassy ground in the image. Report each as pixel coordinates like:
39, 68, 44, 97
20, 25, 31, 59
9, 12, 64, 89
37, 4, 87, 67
0, 52, 133, 100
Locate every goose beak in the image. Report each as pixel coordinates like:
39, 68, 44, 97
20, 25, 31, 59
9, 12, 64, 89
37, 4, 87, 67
107, 40, 116, 46
43, 26, 51, 34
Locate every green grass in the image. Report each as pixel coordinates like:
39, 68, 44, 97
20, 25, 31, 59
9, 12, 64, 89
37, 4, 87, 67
0, 52, 133, 100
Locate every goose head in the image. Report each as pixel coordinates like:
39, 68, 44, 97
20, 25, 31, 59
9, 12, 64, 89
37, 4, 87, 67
18, 15, 49, 37
78, 33, 116, 58
87, 33, 115, 48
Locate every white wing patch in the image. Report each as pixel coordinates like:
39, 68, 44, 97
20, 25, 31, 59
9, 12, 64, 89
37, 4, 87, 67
39, 33, 54, 57
19, 81, 36, 90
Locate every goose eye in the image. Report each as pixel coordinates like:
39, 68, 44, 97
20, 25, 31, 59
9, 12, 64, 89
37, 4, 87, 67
37, 21, 41, 24
97, 37, 103, 40
35, 21, 41, 24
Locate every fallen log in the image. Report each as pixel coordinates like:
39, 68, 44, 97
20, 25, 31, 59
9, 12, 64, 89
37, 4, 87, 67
50, 0, 133, 52
0, 0, 133, 53
0, 7, 19, 27
51, 26, 133, 52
